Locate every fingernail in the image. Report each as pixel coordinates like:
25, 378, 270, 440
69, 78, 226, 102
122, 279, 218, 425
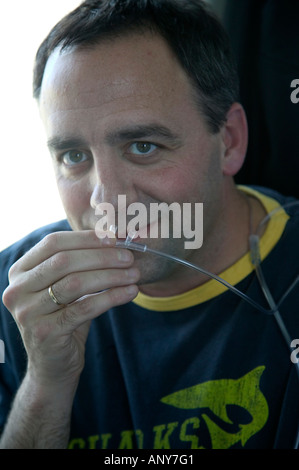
126, 285, 138, 296
118, 249, 132, 262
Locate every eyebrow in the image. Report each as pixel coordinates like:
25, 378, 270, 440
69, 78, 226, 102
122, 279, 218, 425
47, 124, 182, 152
105, 124, 182, 146
47, 137, 88, 152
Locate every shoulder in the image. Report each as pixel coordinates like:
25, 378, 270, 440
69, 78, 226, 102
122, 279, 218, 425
0, 220, 71, 292
245, 185, 299, 213
252, 186, 299, 257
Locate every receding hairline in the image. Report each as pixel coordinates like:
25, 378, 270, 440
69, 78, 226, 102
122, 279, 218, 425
33, 0, 239, 133
35, 22, 164, 99
38, 27, 209, 129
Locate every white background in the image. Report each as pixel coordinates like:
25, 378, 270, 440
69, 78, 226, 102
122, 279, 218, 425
0, 1, 81, 251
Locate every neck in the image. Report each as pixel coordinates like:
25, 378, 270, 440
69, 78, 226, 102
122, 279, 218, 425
139, 183, 267, 297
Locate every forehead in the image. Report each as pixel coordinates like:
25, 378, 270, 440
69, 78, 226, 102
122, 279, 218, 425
38, 32, 209, 148
39, 32, 196, 113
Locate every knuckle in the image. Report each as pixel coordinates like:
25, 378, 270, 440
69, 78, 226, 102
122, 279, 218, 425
2, 286, 12, 310
7, 262, 18, 281
57, 296, 93, 328
42, 232, 59, 252
77, 296, 94, 317
50, 251, 70, 272
31, 262, 47, 287
63, 273, 82, 294
52, 273, 82, 306
2, 283, 21, 311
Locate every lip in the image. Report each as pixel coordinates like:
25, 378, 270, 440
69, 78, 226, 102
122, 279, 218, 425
116, 219, 160, 242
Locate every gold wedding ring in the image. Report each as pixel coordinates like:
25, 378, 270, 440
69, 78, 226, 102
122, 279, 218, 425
48, 285, 66, 308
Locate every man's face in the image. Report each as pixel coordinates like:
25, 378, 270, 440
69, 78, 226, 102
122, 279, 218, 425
39, 32, 225, 285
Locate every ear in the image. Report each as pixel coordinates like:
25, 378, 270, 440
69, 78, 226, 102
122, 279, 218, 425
220, 103, 248, 176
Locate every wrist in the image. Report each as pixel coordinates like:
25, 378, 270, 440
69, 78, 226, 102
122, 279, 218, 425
0, 370, 78, 449
22, 368, 79, 417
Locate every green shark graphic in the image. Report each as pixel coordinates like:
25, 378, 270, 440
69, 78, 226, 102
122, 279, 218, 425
161, 366, 269, 449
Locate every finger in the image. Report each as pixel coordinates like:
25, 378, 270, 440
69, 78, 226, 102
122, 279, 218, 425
9, 230, 114, 276
27, 247, 135, 292
49, 284, 139, 334
39, 267, 140, 312
12, 285, 139, 355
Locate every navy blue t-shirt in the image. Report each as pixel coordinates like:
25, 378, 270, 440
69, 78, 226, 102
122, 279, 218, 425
0, 187, 298, 449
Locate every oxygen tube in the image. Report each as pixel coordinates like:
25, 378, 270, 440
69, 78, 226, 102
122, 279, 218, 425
115, 202, 299, 316
115, 201, 299, 448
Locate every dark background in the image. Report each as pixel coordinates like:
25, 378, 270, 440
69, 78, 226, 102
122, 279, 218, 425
208, 0, 299, 198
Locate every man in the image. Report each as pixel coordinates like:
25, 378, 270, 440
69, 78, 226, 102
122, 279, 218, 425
0, 0, 298, 449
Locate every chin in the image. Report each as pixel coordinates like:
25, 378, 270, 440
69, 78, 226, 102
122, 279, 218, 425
133, 249, 178, 286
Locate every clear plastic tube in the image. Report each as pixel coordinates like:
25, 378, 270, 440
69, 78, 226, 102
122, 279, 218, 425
249, 234, 293, 344
249, 216, 299, 449
115, 201, 299, 316
116, 237, 275, 314
255, 200, 299, 236
115, 203, 299, 447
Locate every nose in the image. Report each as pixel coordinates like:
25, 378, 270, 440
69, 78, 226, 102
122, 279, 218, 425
90, 183, 104, 210
89, 158, 136, 211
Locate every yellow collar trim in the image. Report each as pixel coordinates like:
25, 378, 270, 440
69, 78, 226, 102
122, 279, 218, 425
133, 187, 289, 311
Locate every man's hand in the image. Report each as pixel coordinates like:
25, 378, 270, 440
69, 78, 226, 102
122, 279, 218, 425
1, 229, 139, 448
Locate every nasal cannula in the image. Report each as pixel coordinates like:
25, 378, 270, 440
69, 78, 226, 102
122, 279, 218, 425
115, 201, 299, 318
115, 201, 299, 448
115, 203, 299, 360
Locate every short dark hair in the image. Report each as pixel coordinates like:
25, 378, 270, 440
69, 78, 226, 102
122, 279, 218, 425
33, 0, 239, 133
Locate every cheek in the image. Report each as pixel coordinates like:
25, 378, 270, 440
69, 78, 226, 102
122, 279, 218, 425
57, 179, 91, 222
143, 163, 201, 204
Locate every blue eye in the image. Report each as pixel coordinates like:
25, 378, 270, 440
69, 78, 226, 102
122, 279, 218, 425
129, 142, 157, 156
62, 150, 89, 166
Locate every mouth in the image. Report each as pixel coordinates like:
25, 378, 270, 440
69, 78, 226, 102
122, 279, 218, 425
115, 219, 160, 243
